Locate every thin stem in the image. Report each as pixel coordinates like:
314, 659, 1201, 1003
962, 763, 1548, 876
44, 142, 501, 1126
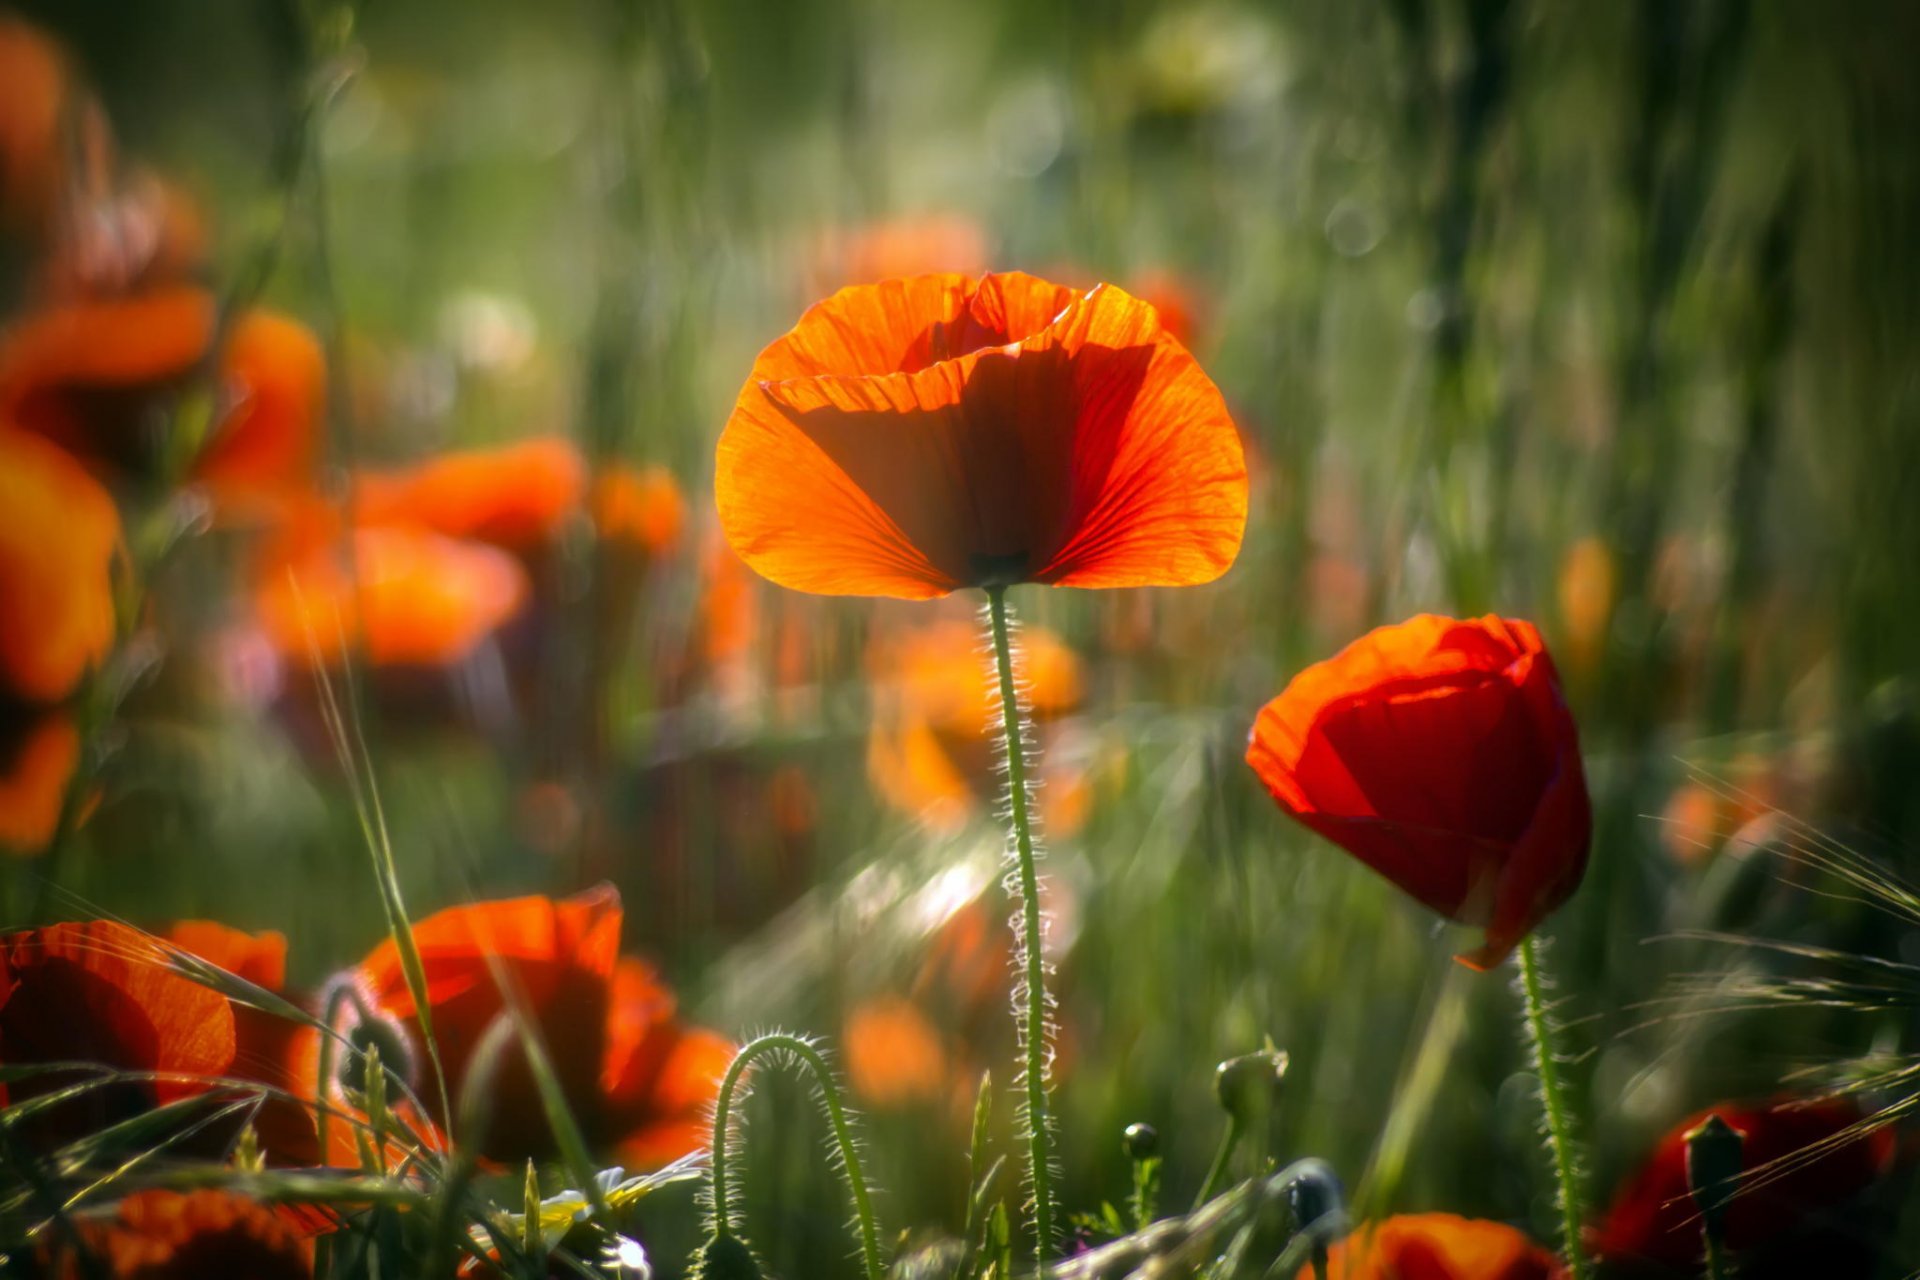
1193, 1115, 1246, 1210
707, 1033, 883, 1280
985, 585, 1057, 1267
1518, 935, 1590, 1280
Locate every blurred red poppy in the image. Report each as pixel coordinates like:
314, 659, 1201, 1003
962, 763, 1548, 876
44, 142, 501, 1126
717, 270, 1246, 598
0, 713, 81, 851
1589, 1095, 1897, 1269
346, 885, 730, 1166
592, 463, 687, 557
45, 1188, 314, 1280
192, 310, 326, 520
0, 14, 77, 235
1246, 614, 1591, 969
1305, 1214, 1559, 1280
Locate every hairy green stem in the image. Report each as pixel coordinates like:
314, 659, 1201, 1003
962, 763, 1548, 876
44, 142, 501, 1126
985, 586, 1057, 1268
708, 1033, 883, 1280
1519, 936, 1589, 1280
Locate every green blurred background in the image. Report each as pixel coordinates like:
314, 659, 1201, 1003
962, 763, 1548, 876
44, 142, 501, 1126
6, 0, 1919, 1273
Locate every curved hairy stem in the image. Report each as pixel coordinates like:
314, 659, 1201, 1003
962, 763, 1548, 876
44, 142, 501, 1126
707, 1033, 883, 1280
1518, 936, 1589, 1280
985, 585, 1057, 1268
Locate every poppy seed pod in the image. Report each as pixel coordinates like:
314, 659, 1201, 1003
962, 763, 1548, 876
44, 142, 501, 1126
1247, 615, 1591, 969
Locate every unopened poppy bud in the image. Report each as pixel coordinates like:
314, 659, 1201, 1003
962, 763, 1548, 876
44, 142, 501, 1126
1123, 1122, 1160, 1161
340, 1009, 416, 1099
1214, 1048, 1289, 1123
692, 1233, 762, 1280
1684, 1113, 1745, 1242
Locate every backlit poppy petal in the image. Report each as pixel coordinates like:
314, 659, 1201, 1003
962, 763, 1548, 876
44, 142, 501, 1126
1248, 615, 1591, 969
0, 428, 120, 702
0, 920, 237, 1146
720, 272, 1245, 598
164, 920, 288, 991
1305, 1213, 1559, 1280
352, 886, 622, 1161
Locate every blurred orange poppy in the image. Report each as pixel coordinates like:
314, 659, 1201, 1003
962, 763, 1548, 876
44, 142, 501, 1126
1304, 1214, 1559, 1280
0, 14, 76, 234
718, 270, 1246, 598
843, 996, 950, 1107
355, 436, 586, 550
0, 713, 81, 851
0, 426, 120, 703
0, 289, 324, 513
255, 522, 529, 669
807, 213, 991, 290
345, 885, 730, 1165
867, 618, 1085, 829
1589, 1095, 1896, 1270
45, 1188, 314, 1280
593, 462, 687, 557
1247, 615, 1591, 970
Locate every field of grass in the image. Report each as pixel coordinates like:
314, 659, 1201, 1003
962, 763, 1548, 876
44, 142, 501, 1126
2, 0, 1918, 1276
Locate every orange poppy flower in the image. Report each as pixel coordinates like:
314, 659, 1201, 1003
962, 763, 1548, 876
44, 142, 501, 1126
1304, 1214, 1559, 1280
1246, 615, 1591, 970
0, 919, 239, 1148
45, 1188, 314, 1280
0, 713, 81, 851
354, 436, 586, 550
807, 213, 991, 290
1589, 1095, 1896, 1269
717, 270, 1246, 599
255, 522, 529, 669
0, 426, 120, 703
345, 886, 730, 1165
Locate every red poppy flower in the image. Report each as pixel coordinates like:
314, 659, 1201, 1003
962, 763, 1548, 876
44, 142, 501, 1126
592, 463, 687, 557
1246, 614, 1591, 969
717, 270, 1246, 599
191, 310, 326, 519
0, 920, 238, 1147
0, 15, 75, 235
45, 1189, 314, 1280
1589, 1095, 1897, 1269
0, 427, 120, 704
1304, 1214, 1560, 1280
345, 885, 731, 1166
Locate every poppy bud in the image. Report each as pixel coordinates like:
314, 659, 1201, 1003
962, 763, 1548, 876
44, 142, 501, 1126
692, 1233, 762, 1280
1123, 1122, 1159, 1161
1287, 1162, 1344, 1235
1214, 1048, 1289, 1124
1684, 1113, 1744, 1244
339, 1006, 416, 1100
